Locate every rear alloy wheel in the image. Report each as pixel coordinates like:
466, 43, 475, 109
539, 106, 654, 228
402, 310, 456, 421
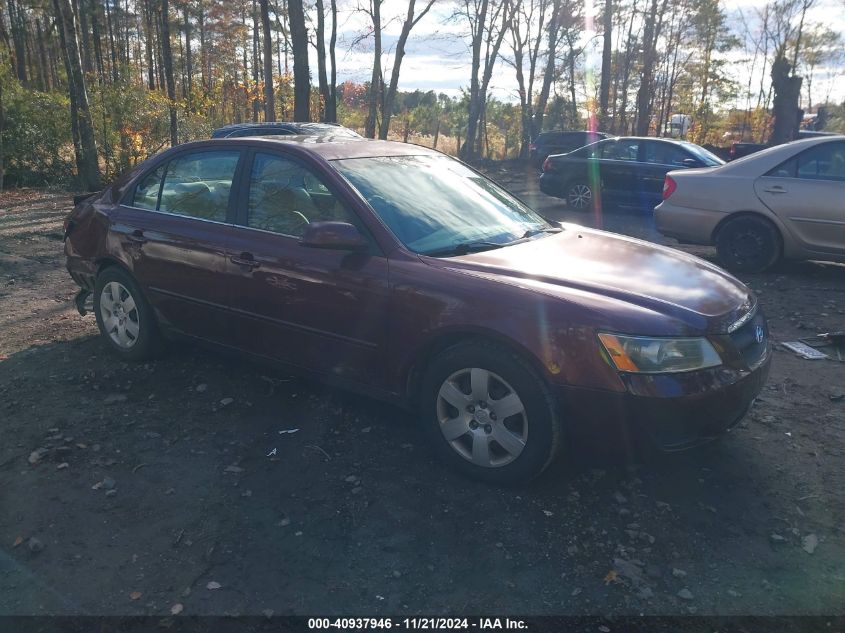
715, 215, 781, 273
566, 182, 593, 211
420, 341, 562, 484
93, 266, 160, 360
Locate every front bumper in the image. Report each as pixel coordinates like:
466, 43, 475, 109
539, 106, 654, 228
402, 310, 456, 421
559, 341, 772, 451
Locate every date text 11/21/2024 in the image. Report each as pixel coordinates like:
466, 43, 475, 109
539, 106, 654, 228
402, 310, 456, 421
307, 618, 529, 630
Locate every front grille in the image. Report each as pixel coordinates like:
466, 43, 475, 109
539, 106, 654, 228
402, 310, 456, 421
728, 310, 767, 368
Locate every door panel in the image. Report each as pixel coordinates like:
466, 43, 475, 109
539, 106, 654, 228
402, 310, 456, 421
598, 139, 640, 204
228, 151, 390, 387
113, 149, 243, 344
755, 141, 845, 255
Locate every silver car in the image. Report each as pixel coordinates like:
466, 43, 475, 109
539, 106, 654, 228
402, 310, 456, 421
655, 136, 845, 272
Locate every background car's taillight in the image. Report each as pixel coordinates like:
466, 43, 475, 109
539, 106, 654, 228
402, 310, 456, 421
529, 142, 537, 152
542, 157, 552, 172
662, 175, 677, 200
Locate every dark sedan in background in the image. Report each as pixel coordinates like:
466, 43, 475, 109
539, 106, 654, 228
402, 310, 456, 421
64, 136, 769, 483
529, 130, 609, 165
211, 121, 362, 139
540, 136, 725, 211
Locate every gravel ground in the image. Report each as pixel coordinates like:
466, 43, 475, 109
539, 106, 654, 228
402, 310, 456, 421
1, 169, 844, 618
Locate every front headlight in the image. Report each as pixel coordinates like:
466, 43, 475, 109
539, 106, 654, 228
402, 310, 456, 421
597, 333, 722, 373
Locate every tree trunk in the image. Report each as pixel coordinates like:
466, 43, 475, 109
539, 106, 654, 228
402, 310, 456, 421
327, 0, 337, 121
159, 0, 178, 146
287, 0, 310, 120
259, 0, 275, 121
8, 0, 28, 83
533, 0, 562, 139
252, 0, 260, 121
35, 18, 52, 91
769, 54, 802, 145
364, 0, 382, 138
183, 5, 192, 105
461, 0, 489, 160
634, 0, 659, 135
598, 0, 612, 128
76, 0, 94, 74
145, 0, 156, 89
315, 0, 329, 121
53, 0, 101, 190
379, 0, 436, 140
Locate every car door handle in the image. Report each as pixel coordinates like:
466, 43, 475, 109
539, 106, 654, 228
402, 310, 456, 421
763, 186, 787, 194
230, 254, 261, 269
127, 230, 147, 244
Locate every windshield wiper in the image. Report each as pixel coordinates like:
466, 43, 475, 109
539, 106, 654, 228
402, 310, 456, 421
422, 241, 509, 257
522, 226, 563, 238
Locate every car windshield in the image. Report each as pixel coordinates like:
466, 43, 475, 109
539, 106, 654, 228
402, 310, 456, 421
680, 142, 725, 166
333, 154, 552, 255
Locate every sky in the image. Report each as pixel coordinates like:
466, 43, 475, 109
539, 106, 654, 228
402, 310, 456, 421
321, 0, 845, 111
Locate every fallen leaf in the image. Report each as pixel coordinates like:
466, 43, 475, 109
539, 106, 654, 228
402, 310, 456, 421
206, 581, 222, 590
542, 510, 554, 517
170, 603, 184, 615
603, 570, 619, 585
13, 536, 24, 548
130, 591, 142, 601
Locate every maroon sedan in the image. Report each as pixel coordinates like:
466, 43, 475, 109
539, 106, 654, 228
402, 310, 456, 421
64, 136, 771, 483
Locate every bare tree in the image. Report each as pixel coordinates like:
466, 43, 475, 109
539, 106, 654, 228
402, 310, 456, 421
288, 0, 310, 120
259, 0, 275, 120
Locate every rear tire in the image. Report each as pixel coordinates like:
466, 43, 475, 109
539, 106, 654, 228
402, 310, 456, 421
419, 340, 562, 484
566, 181, 594, 211
715, 215, 781, 273
93, 266, 161, 361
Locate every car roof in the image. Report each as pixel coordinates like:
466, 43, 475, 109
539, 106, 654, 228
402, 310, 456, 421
186, 136, 442, 161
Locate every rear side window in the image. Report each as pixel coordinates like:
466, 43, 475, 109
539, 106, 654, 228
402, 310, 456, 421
132, 165, 166, 210
601, 139, 640, 161
643, 142, 691, 166
767, 142, 845, 181
158, 151, 240, 221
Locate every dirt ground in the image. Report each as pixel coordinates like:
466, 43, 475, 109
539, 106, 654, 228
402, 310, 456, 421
1, 166, 844, 619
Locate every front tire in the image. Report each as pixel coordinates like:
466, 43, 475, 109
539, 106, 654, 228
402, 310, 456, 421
93, 266, 160, 360
715, 215, 781, 273
419, 341, 562, 484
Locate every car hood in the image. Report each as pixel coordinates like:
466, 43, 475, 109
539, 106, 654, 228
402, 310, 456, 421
424, 226, 754, 333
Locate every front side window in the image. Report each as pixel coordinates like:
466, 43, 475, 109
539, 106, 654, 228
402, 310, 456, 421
156, 151, 240, 221
333, 154, 550, 255
246, 152, 355, 237
643, 142, 692, 166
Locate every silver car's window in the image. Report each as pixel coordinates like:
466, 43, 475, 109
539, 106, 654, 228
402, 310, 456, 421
767, 142, 845, 181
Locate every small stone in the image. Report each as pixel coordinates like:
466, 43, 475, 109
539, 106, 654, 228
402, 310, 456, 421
102, 477, 116, 490
105, 489, 117, 497
566, 544, 578, 555
195, 384, 208, 393
677, 588, 694, 601
224, 465, 243, 473
613, 491, 628, 504
130, 591, 142, 601
672, 568, 687, 578
543, 510, 554, 517
802, 533, 819, 554
262, 609, 274, 618
241, 490, 252, 497
206, 581, 222, 590
165, 488, 175, 495
727, 589, 741, 597
219, 397, 234, 407
571, 587, 582, 596
56, 462, 69, 470
351, 486, 363, 494
770, 533, 786, 543
28, 448, 48, 465
170, 603, 184, 615
392, 570, 401, 578
344, 475, 358, 483
278, 517, 291, 527
361, 427, 372, 433
495, 542, 504, 548
27, 537, 44, 554
636, 587, 654, 600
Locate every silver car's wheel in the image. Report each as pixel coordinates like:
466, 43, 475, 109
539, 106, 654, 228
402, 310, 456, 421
436, 367, 528, 468
567, 183, 593, 210
99, 281, 141, 349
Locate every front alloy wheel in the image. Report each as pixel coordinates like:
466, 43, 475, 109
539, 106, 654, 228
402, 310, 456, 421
567, 182, 593, 210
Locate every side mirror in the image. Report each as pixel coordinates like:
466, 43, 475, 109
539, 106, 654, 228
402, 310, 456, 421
300, 221, 369, 251
682, 158, 700, 168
